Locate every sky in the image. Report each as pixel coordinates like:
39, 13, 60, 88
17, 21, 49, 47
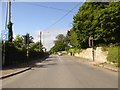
1, 2, 84, 50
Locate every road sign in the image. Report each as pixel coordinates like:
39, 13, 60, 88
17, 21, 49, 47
89, 37, 93, 47
0, 30, 8, 41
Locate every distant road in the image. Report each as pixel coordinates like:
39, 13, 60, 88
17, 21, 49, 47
2, 55, 118, 88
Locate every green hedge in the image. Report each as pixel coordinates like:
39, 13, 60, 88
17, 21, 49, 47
3, 42, 46, 66
4, 42, 26, 65
107, 46, 120, 67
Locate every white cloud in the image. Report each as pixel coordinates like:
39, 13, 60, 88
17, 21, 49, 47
30, 28, 69, 51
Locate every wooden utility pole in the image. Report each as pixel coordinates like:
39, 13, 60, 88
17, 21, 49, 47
2, 0, 12, 66
40, 32, 42, 43
7, 0, 13, 42
39, 32, 42, 52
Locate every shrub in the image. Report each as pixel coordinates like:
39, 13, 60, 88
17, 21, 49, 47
101, 46, 108, 52
107, 46, 120, 67
3, 42, 45, 66
4, 42, 27, 66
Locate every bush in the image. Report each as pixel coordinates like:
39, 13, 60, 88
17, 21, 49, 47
3, 42, 46, 66
29, 49, 40, 58
101, 46, 108, 52
107, 46, 120, 67
4, 42, 27, 66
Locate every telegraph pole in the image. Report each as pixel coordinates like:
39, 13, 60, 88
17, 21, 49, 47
39, 32, 42, 52
7, 0, 13, 42
92, 37, 95, 62
26, 33, 29, 66
2, 0, 13, 65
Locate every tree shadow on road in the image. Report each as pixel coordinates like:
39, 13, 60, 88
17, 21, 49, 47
32, 57, 58, 69
1, 56, 49, 71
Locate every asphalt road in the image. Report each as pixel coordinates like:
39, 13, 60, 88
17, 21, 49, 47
2, 55, 118, 88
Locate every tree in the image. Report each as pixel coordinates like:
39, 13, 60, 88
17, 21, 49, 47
56, 34, 65, 43
14, 35, 23, 48
67, 2, 120, 49
50, 34, 67, 53
31, 41, 43, 52
8, 21, 13, 42
65, 29, 79, 48
14, 34, 34, 49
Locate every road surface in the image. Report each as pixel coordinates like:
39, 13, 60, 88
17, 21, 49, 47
2, 55, 118, 88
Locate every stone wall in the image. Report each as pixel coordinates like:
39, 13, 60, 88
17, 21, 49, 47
74, 47, 108, 63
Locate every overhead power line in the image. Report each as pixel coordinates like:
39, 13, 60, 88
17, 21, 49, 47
43, 3, 81, 31
24, 3, 76, 13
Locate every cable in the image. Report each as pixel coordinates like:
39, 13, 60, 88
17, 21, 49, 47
24, 3, 76, 13
43, 3, 80, 31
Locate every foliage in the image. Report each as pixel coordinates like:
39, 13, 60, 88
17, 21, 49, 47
65, 29, 79, 48
50, 34, 67, 53
2, 33, 46, 66
7, 21, 13, 42
14, 35, 23, 48
3, 41, 45, 66
101, 46, 108, 52
56, 34, 65, 42
66, 2, 120, 49
68, 48, 80, 54
107, 46, 120, 67
4, 42, 26, 65
30, 41, 43, 52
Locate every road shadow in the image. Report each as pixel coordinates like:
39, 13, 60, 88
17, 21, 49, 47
32, 57, 57, 69
2, 55, 49, 71
32, 63, 57, 69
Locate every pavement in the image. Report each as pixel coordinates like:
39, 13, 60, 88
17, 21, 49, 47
0, 57, 46, 79
69, 55, 120, 72
0, 66, 31, 79
93, 62, 120, 72
0, 55, 119, 80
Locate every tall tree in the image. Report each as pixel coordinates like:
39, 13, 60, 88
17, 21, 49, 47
65, 29, 79, 48
50, 34, 67, 53
67, 2, 120, 49
7, 21, 13, 42
31, 41, 43, 52
14, 34, 23, 48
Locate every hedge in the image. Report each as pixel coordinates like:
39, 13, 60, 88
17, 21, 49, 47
107, 46, 120, 67
3, 42, 46, 66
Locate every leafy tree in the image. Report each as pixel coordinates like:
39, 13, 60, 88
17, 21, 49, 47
14, 35, 23, 48
67, 2, 120, 49
50, 34, 67, 53
7, 21, 13, 42
31, 41, 43, 52
65, 29, 79, 48
56, 34, 65, 43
